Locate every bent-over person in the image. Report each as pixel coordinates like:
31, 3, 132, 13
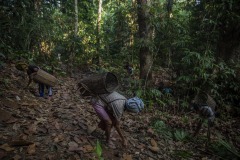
91, 91, 127, 148
27, 65, 53, 98
191, 91, 217, 146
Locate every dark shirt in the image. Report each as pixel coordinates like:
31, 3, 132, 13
124, 64, 133, 75
27, 65, 39, 75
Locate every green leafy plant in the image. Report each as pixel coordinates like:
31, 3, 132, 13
210, 136, 240, 159
174, 130, 188, 141
173, 150, 193, 159
95, 140, 104, 160
153, 120, 172, 140
1, 78, 10, 87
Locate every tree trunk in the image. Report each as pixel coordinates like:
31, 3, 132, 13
136, 0, 152, 81
95, 0, 103, 65
68, 0, 78, 77
217, 28, 240, 62
74, 0, 78, 36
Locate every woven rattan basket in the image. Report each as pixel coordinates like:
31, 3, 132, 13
79, 72, 119, 95
33, 69, 57, 87
194, 92, 216, 110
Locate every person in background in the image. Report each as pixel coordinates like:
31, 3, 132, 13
124, 62, 133, 76
158, 81, 174, 95
191, 91, 217, 146
26, 65, 53, 99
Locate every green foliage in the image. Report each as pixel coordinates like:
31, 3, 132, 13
173, 150, 193, 159
0, 0, 239, 110
153, 120, 172, 140
173, 130, 188, 142
153, 120, 189, 142
210, 138, 240, 159
95, 140, 104, 160
1, 78, 10, 87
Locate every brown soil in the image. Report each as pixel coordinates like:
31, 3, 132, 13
0, 63, 239, 160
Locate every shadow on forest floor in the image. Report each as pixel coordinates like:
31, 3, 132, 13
0, 63, 239, 160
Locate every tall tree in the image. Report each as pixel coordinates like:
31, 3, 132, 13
68, 0, 79, 76
74, 0, 79, 36
95, 0, 103, 65
136, 0, 152, 82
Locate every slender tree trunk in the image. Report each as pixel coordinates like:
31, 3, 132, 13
217, 30, 240, 62
68, 0, 78, 76
74, 0, 78, 36
136, 0, 153, 81
95, 0, 103, 65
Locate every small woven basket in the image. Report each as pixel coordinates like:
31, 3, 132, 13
194, 92, 216, 110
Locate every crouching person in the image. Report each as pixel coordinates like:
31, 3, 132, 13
78, 76, 144, 148
79, 87, 145, 148
91, 91, 127, 148
191, 91, 217, 146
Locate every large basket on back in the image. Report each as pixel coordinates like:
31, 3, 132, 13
33, 69, 57, 87
78, 72, 119, 96
194, 92, 216, 110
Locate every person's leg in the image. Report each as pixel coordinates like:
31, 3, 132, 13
92, 103, 113, 144
47, 86, 53, 97
39, 83, 44, 97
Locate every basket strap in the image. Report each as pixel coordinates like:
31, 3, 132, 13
78, 82, 94, 95
97, 95, 126, 109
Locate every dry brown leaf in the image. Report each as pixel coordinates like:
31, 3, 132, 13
80, 145, 94, 153
5, 117, 18, 124
38, 127, 48, 134
149, 146, 160, 153
20, 103, 37, 106
73, 136, 82, 144
0, 109, 11, 121
87, 125, 96, 134
13, 154, 21, 160
150, 139, 158, 147
27, 143, 36, 154
136, 143, 146, 149
28, 124, 37, 134
9, 140, 33, 147
68, 141, 78, 148
54, 134, 65, 143
68, 146, 82, 152
0, 150, 7, 159
0, 143, 15, 151
147, 128, 154, 134
36, 117, 47, 122
122, 153, 133, 160
54, 122, 60, 130
12, 123, 20, 131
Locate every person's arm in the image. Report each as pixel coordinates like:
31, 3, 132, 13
26, 72, 37, 88
114, 120, 127, 147
26, 76, 32, 88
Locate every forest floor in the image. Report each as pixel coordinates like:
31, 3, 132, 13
0, 63, 239, 160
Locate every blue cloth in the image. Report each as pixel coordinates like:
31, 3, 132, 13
125, 97, 144, 113
163, 88, 173, 94
39, 83, 52, 97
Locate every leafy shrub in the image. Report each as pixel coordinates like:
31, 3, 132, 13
173, 130, 188, 141
210, 138, 240, 159
153, 120, 172, 140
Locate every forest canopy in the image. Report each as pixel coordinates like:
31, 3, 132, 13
0, 0, 240, 108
